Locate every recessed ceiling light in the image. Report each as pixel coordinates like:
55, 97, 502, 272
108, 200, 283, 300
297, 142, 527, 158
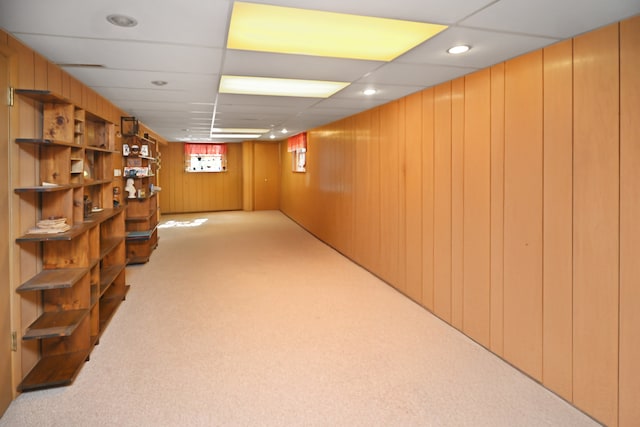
270, 134, 276, 140
106, 14, 138, 28
363, 88, 377, 96
228, 2, 447, 61
151, 80, 168, 86
219, 75, 349, 98
447, 45, 471, 55
281, 128, 288, 134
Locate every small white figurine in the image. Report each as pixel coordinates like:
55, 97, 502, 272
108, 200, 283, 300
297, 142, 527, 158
125, 178, 137, 199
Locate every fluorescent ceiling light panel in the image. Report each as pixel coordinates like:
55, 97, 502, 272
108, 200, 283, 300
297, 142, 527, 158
209, 133, 261, 138
211, 127, 270, 133
228, 2, 448, 61
219, 75, 349, 98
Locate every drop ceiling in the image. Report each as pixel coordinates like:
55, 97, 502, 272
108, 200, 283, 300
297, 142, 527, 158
1, 0, 638, 142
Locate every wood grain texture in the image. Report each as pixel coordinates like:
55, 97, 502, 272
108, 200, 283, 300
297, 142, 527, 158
404, 93, 423, 302
619, 15, 640, 427
542, 39, 573, 402
489, 63, 505, 356
463, 69, 491, 347
433, 82, 452, 322
159, 142, 243, 214
421, 89, 435, 311
573, 23, 619, 427
253, 143, 280, 211
378, 102, 401, 287
503, 50, 543, 381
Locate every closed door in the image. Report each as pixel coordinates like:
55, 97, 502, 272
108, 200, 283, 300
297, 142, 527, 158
253, 143, 280, 210
0, 52, 13, 416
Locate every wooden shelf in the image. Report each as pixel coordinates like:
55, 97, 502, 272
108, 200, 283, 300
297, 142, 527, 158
127, 228, 156, 241
13, 87, 129, 392
84, 206, 124, 224
14, 183, 81, 193
17, 350, 91, 392
16, 223, 89, 243
85, 145, 118, 154
15, 138, 80, 148
17, 268, 88, 293
23, 309, 89, 340
98, 288, 129, 334
13, 89, 69, 104
100, 264, 125, 296
100, 237, 124, 259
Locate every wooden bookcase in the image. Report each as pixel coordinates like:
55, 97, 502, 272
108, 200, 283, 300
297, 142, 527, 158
13, 89, 128, 391
122, 126, 159, 264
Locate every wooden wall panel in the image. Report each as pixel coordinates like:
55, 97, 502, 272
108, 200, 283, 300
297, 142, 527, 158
33, 52, 47, 90
489, 63, 505, 356
8, 37, 34, 89
433, 83, 452, 322
378, 102, 401, 287
159, 142, 243, 214
462, 69, 491, 347
542, 39, 574, 401
620, 16, 640, 427
404, 93, 423, 302
357, 110, 381, 272
573, 24, 620, 427
47, 62, 62, 94
503, 50, 543, 381
451, 78, 464, 331
421, 89, 435, 311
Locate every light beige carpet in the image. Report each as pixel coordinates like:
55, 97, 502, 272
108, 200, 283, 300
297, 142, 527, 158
1, 211, 600, 426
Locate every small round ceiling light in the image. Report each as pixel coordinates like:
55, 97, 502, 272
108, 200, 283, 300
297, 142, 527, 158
363, 88, 377, 96
151, 80, 168, 86
281, 128, 288, 134
106, 14, 138, 28
447, 45, 471, 55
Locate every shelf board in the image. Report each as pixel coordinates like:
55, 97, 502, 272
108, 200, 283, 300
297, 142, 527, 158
23, 309, 90, 340
16, 223, 89, 243
126, 228, 156, 241
98, 287, 129, 334
100, 236, 124, 259
15, 138, 79, 148
14, 183, 81, 193
85, 145, 118, 154
84, 206, 125, 224
17, 268, 89, 293
14, 89, 69, 104
100, 264, 125, 297
82, 178, 113, 187
17, 349, 91, 392
127, 255, 151, 265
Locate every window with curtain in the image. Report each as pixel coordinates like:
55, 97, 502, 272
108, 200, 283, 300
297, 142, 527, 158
184, 143, 228, 173
287, 133, 307, 172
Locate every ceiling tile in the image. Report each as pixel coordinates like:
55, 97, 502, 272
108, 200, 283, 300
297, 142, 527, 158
398, 27, 559, 68
461, 0, 640, 39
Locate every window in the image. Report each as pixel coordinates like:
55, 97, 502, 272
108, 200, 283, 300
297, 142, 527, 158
184, 143, 227, 173
287, 133, 307, 172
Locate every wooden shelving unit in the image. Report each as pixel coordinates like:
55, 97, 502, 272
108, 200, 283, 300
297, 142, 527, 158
13, 89, 129, 392
122, 124, 160, 264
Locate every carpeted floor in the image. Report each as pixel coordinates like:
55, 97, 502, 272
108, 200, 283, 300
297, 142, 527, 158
1, 211, 600, 426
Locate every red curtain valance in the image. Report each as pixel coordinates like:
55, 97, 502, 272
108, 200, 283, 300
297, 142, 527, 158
184, 143, 227, 155
287, 133, 307, 152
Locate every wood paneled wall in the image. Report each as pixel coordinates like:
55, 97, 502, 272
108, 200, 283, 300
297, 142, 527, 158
280, 18, 640, 427
2, 30, 132, 401
158, 142, 243, 214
